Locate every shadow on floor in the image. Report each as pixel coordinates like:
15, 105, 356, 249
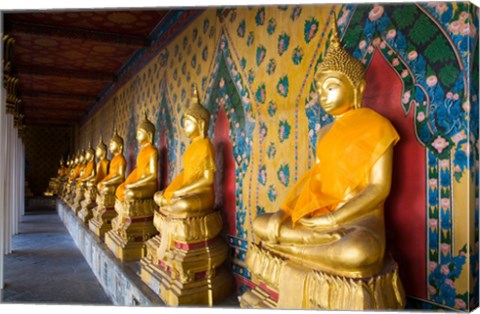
1, 212, 112, 305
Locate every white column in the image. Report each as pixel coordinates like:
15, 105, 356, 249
4, 112, 13, 255
20, 138, 25, 218
0, 87, 6, 290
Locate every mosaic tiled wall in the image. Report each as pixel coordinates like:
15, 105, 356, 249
76, 3, 479, 310
24, 125, 73, 195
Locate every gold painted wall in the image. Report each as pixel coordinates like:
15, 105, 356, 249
74, 4, 479, 310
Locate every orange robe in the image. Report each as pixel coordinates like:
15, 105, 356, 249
281, 108, 400, 224
94, 158, 110, 185
68, 164, 81, 183
97, 155, 126, 190
163, 138, 216, 204
115, 144, 157, 201
76, 161, 95, 187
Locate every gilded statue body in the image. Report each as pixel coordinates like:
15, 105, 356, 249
153, 89, 215, 218
140, 86, 233, 306
45, 157, 67, 196
105, 114, 159, 261
241, 16, 405, 310
89, 131, 127, 238
79, 139, 110, 223
65, 151, 85, 206
73, 146, 96, 213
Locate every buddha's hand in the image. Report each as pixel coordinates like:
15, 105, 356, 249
265, 210, 289, 244
298, 212, 336, 229
153, 190, 165, 206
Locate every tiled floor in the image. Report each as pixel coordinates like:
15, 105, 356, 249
1, 210, 112, 305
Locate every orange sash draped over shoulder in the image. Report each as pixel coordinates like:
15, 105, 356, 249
76, 161, 95, 187
68, 165, 81, 183
98, 155, 126, 189
163, 138, 216, 204
281, 108, 400, 224
94, 159, 110, 185
115, 144, 157, 201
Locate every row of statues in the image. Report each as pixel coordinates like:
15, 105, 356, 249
47, 18, 405, 310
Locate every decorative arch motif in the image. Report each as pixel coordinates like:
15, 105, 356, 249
203, 30, 256, 239
155, 79, 178, 183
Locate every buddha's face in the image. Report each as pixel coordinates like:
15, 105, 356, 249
183, 115, 200, 139
95, 147, 105, 159
316, 71, 356, 116
109, 140, 119, 154
136, 128, 150, 144
85, 151, 93, 160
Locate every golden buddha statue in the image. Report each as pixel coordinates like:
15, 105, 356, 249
79, 138, 110, 223
73, 145, 96, 213
45, 157, 67, 196
65, 151, 84, 206
140, 85, 233, 306
105, 114, 159, 261
240, 16, 405, 310
89, 130, 127, 238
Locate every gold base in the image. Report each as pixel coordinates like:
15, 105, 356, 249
77, 202, 96, 223
105, 228, 149, 262
241, 243, 406, 310
139, 209, 234, 306
140, 259, 233, 306
104, 198, 158, 262
88, 207, 116, 239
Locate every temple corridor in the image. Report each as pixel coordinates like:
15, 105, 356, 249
0, 204, 111, 305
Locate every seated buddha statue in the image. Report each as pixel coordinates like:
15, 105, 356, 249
45, 157, 67, 196
105, 114, 158, 261
241, 17, 405, 310
89, 130, 127, 238
79, 138, 110, 222
115, 114, 158, 202
140, 86, 233, 306
65, 152, 84, 205
153, 86, 215, 218
73, 145, 96, 213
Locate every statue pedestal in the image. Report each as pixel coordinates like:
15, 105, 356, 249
139, 210, 234, 306
240, 244, 406, 310
78, 185, 97, 223
104, 198, 158, 262
72, 184, 86, 214
89, 192, 117, 239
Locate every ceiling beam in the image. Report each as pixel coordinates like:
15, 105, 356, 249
24, 118, 77, 126
16, 65, 115, 81
21, 90, 97, 102
23, 103, 86, 112
10, 21, 149, 48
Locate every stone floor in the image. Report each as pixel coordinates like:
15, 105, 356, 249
1, 209, 112, 305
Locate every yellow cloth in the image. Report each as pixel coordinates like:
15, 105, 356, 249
94, 158, 110, 185
68, 165, 81, 183
98, 155, 126, 189
76, 161, 94, 187
163, 138, 216, 204
281, 108, 399, 224
115, 144, 157, 201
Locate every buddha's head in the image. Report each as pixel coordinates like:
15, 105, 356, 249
78, 150, 85, 163
315, 14, 366, 116
74, 153, 80, 165
137, 112, 155, 145
85, 144, 95, 161
183, 84, 210, 139
109, 128, 124, 155
66, 158, 70, 167
96, 137, 107, 159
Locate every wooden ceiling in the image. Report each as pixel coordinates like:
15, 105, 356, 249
4, 9, 202, 126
